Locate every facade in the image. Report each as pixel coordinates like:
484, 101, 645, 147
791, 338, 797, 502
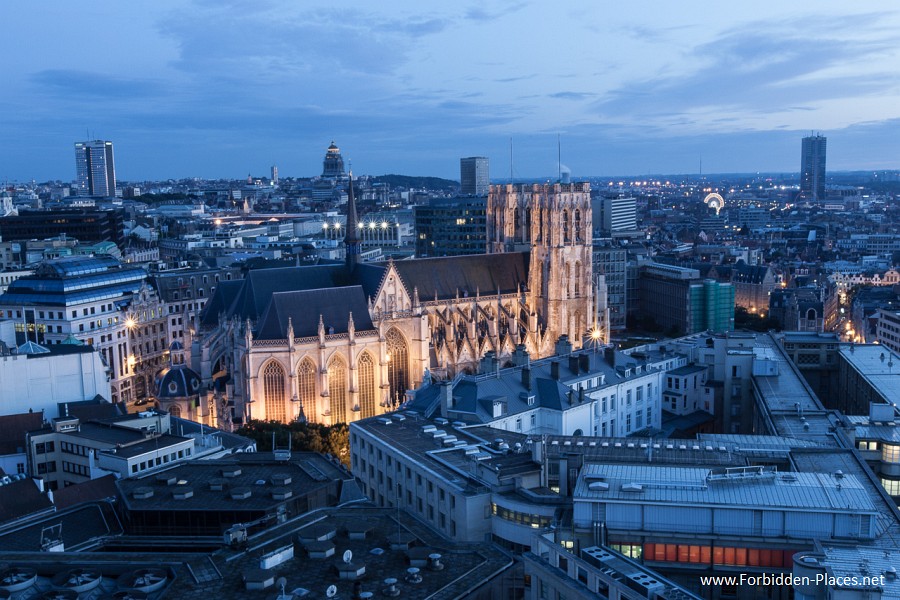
410, 343, 666, 438
800, 134, 826, 202
0, 209, 125, 248
875, 309, 900, 355
0, 341, 110, 418
730, 262, 775, 314
488, 183, 594, 349
525, 539, 701, 600
593, 242, 627, 332
594, 196, 637, 236
460, 156, 490, 196
638, 264, 735, 335
26, 413, 194, 490
414, 195, 487, 257
0, 256, 150, 403
75, 140, 116, 197
197, 182, 594, 427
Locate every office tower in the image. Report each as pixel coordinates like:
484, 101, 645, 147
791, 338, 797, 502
800, 134, 826, 201
74, 140, 116, 197
414, 195, 487, 257
270, 165, 278, 184
593, 195, 637, 236
460, 157, 489, 196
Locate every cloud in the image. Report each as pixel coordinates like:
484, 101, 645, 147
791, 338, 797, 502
31, 70, 164, 99
550, 92, 594, 101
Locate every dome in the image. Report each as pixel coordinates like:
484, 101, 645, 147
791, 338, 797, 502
169, 340, 184, 351
155, 365, 202, 399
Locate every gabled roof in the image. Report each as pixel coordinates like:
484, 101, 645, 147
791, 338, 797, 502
388, 253, 529, 301
255, 286, 375, 339
51, 474, 119, 510
0, 412, 43, 455
0, 478, 52, 524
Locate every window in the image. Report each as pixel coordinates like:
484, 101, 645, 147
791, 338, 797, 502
328, 354, 348, 424
357, 352, 377, 418
263, 361, 287, 422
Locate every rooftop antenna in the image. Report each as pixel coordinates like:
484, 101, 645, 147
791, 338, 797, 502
557, 133, 561, 182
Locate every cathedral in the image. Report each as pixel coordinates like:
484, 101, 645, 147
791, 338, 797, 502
194, 179, 594, 427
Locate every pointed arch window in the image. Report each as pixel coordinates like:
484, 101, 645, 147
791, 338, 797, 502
358, 352, 376, 418
574, 209, 582, 242
328, 355, 348, 424
297, 358, 316, 416
562, 210, 570, 243
386, 328, 409, 407
263, 361, 286, 422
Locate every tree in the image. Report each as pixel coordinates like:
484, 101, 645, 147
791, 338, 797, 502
236, 420, 350, 468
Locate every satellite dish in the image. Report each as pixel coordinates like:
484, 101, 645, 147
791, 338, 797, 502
343, 549, 353, 563
326, 584, 338, 598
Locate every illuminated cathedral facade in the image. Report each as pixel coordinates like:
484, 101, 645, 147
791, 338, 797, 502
195, 179, 594, 427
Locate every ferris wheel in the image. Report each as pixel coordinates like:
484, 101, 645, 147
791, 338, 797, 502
703, 192, 725, 215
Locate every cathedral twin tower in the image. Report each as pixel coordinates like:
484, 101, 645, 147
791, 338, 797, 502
487, 182, 594, 355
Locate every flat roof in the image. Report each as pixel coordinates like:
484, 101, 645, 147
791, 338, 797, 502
752, 334, 823, 414
574, 463, 876, 514
99, 433, 190, 459
116, 454, 342, 512
352, 415, 537, 492
816, 545, 900, 597
839, 344, 900, 410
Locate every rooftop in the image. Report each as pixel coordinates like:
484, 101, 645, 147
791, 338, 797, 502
116, 453, 346, 512
839, 344, 900, 411
574, 463, 876, 514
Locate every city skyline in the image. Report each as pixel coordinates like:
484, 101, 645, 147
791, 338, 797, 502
2, 1, 900, 181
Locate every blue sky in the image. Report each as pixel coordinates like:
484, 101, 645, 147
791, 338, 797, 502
2, 1, 900, 181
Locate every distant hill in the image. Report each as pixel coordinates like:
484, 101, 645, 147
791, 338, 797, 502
373, 174, 459, 190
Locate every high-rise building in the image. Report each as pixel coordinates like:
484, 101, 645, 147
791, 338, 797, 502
74, 140, 116, 197
800, 133, 826, 201
460, 156, 489, 196
593, 195, 637, 236
270, 164, 278, 184
414, 195, 487, 257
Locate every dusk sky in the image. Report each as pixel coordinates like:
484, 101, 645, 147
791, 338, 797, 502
3, 1, 900, 182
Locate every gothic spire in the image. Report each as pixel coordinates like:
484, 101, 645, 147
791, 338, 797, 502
344, 171, 361, 270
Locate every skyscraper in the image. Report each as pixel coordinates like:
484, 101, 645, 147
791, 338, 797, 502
460, 157, 489, 196
800, 134, 826, 202
75, 140, 116, 197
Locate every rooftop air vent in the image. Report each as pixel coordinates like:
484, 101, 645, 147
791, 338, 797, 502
133, 487, 154, 500
156, 474, 177, 486
271, 488, 293, 501
621, 483, 644, 493
173, 487, 194, 500
209, 478, 226, 491
222, 467, 242, 478
271, 473, 292, 486
231, 487, 252, 500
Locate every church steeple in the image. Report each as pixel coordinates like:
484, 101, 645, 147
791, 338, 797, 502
344, 171, 361, 270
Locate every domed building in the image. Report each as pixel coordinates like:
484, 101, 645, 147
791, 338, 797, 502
154, 341, 211, 425
322, 141, 345, 179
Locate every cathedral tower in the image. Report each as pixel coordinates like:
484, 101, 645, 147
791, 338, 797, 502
487, 182, 593, 355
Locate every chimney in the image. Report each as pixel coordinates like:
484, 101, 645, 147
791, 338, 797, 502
554, 335, 572, 356
579, 353, 590, 373
604, 346, 616, 366
522, 367, 532, 391
550, 361, 560, 380
579, 388, 585, 403
568, 355, 580, 375
512, 344, 531, 367
439, 380, 453, 418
